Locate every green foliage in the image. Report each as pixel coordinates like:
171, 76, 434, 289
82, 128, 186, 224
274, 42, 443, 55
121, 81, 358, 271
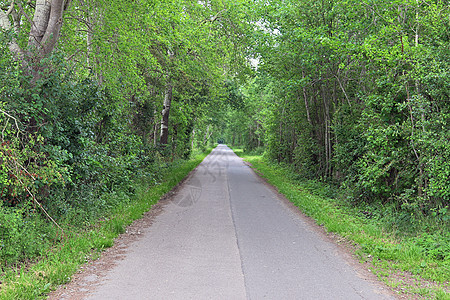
2, 0, 448, 297
0, 0, 253, 269
415, 233, 450, 262
0, 203, 56, 264
226, 0, 450, 214
292, 129, 320, 179
0, 51, 151, 265
332, 104, 366, 182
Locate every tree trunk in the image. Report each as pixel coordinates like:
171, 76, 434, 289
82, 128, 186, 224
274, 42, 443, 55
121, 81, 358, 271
159, 82, 172, 145
1, 0, 70, 78
203, 125, 210, 145
0, 7, 24, 61
153, 107, 159, 146
302, 71, 312, 126
28, 0, 52, 50
322, 86, 331, 178
256, 122, 261, 147
191, 128, 196, 149
33, 0, 70, 55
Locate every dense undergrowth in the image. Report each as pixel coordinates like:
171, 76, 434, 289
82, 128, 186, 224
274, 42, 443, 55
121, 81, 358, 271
233, 148, 449, 300
0, 41, 202, 264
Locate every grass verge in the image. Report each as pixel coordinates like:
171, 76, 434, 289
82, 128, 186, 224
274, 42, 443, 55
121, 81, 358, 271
233, 149, 449, 300
0, 150, 211, 300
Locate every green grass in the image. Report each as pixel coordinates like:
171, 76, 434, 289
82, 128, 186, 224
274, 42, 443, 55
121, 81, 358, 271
0, 150, 211, 300
233, 149, 450, 300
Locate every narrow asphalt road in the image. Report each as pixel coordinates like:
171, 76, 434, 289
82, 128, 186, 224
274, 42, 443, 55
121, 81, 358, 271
54, 145, 396, 300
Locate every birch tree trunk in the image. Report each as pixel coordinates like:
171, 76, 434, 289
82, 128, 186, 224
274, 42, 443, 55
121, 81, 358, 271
159, 82, 173, 145
203, 125, 210, 145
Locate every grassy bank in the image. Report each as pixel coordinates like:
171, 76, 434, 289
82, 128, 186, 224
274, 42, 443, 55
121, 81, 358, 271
233, 149, 449, 300
0, 149, 211, 300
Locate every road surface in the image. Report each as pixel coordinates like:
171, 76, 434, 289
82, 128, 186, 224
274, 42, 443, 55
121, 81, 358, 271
51, 145, 396, 300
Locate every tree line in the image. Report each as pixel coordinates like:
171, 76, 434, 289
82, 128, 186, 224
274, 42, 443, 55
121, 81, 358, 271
0, 0, 251, 264
223, 0, 450, 217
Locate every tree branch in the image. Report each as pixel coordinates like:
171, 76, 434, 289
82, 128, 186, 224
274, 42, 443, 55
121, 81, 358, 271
0, 109, 21, 139
16, 1, 35, 33
200, 8, 227, 25
41, 0, 69, 55
0, 5, 25, 61
0, 2, 13, 29
6, 0, 15, 15
361, 1, 394, 26
28, 0, 51, 49
27, 0, 36, 9
334, 74, 351, 107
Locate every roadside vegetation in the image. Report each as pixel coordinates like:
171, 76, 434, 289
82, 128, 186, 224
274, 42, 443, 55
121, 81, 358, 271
233, 148, 449, 299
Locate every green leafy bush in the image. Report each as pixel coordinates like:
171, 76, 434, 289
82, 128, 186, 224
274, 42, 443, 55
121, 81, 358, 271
0, 203, 56, 264
414, 233, 450, 261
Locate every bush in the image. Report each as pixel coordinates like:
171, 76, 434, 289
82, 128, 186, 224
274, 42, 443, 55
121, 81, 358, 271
0, 203, 56, 265
414, 233, 450, 261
